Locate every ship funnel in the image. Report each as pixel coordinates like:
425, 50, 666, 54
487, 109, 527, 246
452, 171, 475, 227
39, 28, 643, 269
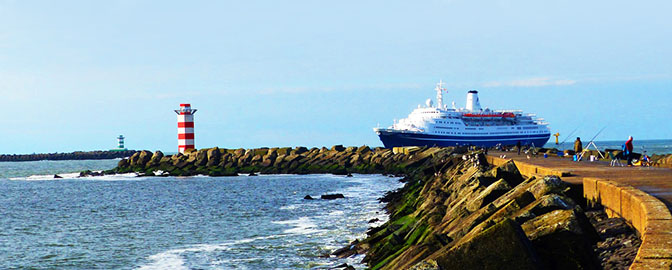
465, 90, 481, 111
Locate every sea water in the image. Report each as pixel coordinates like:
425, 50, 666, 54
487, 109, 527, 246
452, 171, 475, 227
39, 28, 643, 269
0, 160, 403, 269
545, 139, 672, 155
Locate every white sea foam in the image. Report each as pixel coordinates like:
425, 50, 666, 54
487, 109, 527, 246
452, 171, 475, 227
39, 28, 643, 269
79, 173, 140, 180
9, 172, 81, 181
137, 252, 188, 270
137, 174, 403, 269
279, 204, 300, 211
272, 217, 324, 234
328, 210, 344, 216
9, 172, 141, 181
136, 235, 282, 270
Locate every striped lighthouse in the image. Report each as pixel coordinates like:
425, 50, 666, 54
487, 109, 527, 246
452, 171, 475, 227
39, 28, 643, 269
174, 104, 197, 153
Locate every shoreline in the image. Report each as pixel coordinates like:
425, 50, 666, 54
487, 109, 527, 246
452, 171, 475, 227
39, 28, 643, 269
0, 150, 137, 162
105, 145, 672, 269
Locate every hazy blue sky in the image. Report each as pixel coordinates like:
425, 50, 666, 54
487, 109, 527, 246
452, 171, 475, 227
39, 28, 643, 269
1, 1, 670, 154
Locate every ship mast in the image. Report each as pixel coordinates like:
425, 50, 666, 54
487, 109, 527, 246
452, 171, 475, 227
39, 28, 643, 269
435, 80, 446, 109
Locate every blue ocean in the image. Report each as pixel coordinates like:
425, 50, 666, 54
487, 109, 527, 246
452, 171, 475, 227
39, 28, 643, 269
0, 159, 402, 269
545, 139, 672, 155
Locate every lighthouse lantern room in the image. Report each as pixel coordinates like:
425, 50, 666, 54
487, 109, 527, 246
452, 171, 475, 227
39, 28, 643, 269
175, 104, 197, 153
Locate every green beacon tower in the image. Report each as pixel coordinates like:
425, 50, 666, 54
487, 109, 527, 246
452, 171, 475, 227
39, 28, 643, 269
112, 135, 127, 151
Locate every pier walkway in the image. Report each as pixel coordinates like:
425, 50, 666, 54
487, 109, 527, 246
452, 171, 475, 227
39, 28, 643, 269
488, 151, 672, 208
487, 151, 672, 269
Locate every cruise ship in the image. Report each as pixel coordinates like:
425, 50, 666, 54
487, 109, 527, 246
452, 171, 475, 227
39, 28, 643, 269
374, 81, 551, 148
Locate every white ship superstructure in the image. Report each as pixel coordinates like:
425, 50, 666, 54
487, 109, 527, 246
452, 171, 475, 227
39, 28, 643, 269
374, 81, 551, 148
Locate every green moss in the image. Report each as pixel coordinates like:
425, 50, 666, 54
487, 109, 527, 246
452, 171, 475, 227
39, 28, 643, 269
405, 222, 429, 246
371, 245, 411, 270
169, 168, 184, 176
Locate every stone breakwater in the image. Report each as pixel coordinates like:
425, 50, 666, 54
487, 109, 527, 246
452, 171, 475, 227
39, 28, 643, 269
337, 152, 615, 270
112, 145, 452, 176
110, 146, 639, 269
651, 154, 672, 168
0, 150, 137, 162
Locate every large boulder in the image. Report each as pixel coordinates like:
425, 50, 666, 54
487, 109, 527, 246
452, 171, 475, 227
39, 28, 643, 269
194, 149, 209, 167
206, 147, 221, 167
512, 194, 577, 224
521, 209, 600, 270
293, 147, 309, 155
527, 175, 569, 199
356, 145, 371, 155
172, 154, 189, 168
427, 219, 542, 270
482, 160, 525, 187
146, 151, 164, 168
321, 194, 345, 200
117, 158, 129, 168
250, 154, 262, 164
331, 145, 346, 152
261, 149, 278, 167
234, 148, 245, 157
466, 179, 512, 212
131, 150, 153, 168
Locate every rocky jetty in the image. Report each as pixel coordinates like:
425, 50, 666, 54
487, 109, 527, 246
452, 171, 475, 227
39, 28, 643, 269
109, 146, 638, 269
0, 150, 137, 162
652, 154, 672, 167
334, 152, 607, 270
112, 145, 459, 176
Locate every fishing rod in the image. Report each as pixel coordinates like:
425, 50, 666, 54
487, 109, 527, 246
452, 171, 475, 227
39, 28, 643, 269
578, 126, 608, 160
586, 126, 607, 145
559, 127, 580, 145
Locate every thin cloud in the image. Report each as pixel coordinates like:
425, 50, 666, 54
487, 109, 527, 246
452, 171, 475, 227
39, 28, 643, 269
256, 82, 423, 94
483, 77, 577, 88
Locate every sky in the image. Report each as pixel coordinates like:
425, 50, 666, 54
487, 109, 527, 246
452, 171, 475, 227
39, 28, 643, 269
0, 0, 670, 154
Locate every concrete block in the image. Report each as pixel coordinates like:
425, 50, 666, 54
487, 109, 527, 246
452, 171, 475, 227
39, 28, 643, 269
642, 201, 672, 226
644, 220, 672, 235
636, 233, 672, 260
620, 187, 639, 226
583, 178, 598, 202
512, 161, 536, 177
630, 258, 672, 270
597, 180, 622, 216
630, 192, 666, 233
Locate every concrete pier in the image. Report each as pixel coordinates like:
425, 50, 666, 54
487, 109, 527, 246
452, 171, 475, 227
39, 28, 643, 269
487, 151, 672, 270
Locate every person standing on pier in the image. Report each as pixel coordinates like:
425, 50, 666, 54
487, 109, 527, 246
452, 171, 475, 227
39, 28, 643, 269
626, 136, 634, 166
516, 141, 522, 155
574, 137, 583, 156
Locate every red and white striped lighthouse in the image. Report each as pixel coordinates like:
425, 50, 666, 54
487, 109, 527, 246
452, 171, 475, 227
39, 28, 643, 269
174, 103, 197, 153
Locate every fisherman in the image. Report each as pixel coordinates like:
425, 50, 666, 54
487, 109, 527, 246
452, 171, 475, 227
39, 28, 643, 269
516, 141, 522, 155
626, 136, 634, 166
574, 137, 583, 157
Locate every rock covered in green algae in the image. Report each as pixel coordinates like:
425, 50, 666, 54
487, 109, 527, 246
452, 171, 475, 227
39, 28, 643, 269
521, 209, 600, 270
146, 150, 163, 168
111, 145, 443, 177
352, 152, 602, 270
110, 147, 607, 270
425, 219, 542, 270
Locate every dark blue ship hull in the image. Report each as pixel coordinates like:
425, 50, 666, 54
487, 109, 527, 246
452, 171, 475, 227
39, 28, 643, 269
376, 130, 550, 148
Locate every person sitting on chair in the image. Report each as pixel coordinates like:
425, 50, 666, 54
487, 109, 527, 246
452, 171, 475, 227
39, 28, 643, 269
641, 151, 650, 167
625, 136, 634, 166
